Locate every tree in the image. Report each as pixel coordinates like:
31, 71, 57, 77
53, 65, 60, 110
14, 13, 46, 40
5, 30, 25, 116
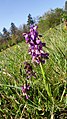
3, 27, 10, 38
38, 8, 64, 33
62, 1, 67, 28
0, 32, 3, 37
3, 27, 8, 36
22, 24, 28, 32
10, 22, 18, 35
27, 14, 34, 27
65, 1, 67, 11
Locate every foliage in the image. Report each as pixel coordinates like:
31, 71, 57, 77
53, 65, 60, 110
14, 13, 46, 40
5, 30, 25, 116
38, 8, 65, 34
0, 23, 24, 51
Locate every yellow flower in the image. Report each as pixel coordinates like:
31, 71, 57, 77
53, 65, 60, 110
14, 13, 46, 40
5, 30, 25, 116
64, 25, 67, 30
49, 28, 52, 30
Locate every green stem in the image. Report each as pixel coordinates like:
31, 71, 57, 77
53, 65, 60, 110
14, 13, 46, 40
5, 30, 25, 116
51, 97, 54, 119
60, 83, 66, 102
40, 63, 55, 119
40, 63, 52, 98
60, 59, 66, 102
51, 112, 54, 119
0, 83, 21, 90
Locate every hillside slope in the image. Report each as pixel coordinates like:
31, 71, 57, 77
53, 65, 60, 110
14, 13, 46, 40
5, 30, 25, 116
0, 25, 67, 119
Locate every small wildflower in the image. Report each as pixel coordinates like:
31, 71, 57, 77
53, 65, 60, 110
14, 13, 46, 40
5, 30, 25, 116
49, 28, 52, 30
21, 84, 30, 99
24, 61, 36, 79
64, 25, 67, 30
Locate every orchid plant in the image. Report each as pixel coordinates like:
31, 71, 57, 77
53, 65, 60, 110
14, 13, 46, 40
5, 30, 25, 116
22, 25, 55, 119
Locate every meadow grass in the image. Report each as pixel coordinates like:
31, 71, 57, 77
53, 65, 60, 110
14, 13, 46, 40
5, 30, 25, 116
0, 25, 67, 119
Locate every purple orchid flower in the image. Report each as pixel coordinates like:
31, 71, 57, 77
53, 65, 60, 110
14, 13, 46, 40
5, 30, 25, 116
23, 25, 49, 64
21, 84, 30, 99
